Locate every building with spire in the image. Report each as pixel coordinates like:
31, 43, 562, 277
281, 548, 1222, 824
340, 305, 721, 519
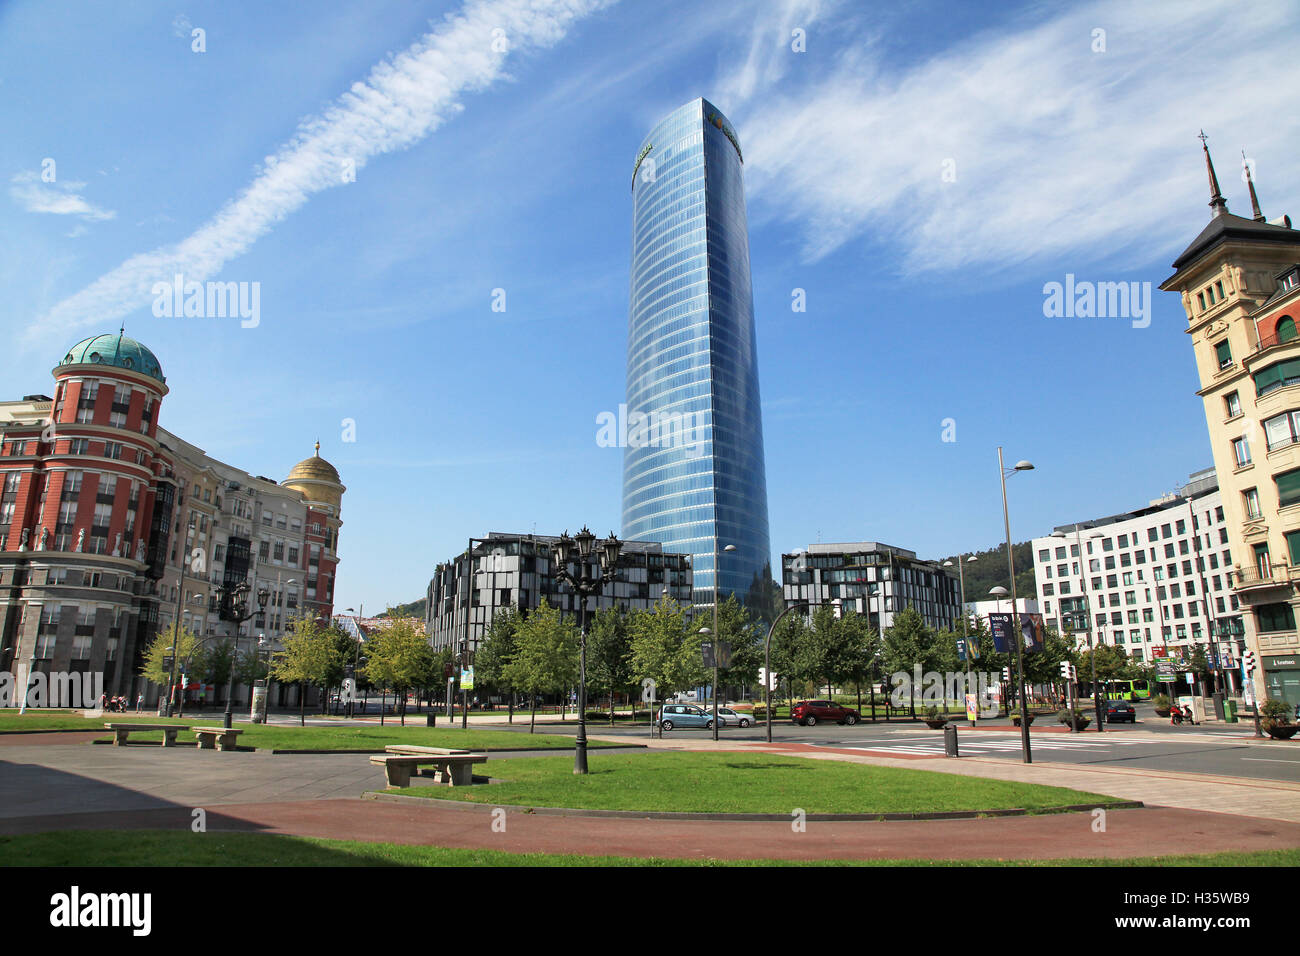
1160, 134, 1300, 709
0, 332, 345, 707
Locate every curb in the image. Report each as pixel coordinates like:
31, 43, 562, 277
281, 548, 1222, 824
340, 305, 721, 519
360, 791, 1144, 821
256, 744, 649, 755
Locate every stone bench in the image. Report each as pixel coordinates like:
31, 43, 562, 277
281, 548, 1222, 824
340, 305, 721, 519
192, 727, 245, 751
105, 723, 188, 747
369, 752, 487, 788
384, 745, 472, 776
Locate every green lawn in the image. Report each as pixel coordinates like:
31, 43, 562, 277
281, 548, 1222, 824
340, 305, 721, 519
0, 713, 620, 751
1, 831, 1292, 867
392, 752, 1123, 814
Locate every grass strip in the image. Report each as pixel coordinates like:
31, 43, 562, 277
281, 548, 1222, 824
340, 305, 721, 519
0, 831, 1293, 867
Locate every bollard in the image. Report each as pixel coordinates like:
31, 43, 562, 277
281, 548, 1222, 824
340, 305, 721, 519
943, 723, 959, 757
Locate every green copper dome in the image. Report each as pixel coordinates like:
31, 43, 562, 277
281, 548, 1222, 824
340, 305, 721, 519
58, 332, 165, 384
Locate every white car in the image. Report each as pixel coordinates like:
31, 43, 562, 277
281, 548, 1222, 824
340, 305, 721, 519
715, 707, 753, 728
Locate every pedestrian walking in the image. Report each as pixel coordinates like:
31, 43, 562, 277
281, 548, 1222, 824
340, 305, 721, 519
136, 693, 143, 713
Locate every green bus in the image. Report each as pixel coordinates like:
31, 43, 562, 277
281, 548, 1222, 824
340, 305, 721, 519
1077, 678, 1151, 700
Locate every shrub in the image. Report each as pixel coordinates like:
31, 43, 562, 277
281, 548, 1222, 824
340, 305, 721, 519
1058, 708, 1091, 728
1261, 698, 1292, 721
1152, 693, 1170, 710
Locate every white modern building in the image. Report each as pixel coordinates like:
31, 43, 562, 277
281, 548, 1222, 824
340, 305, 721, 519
1031, 468, 1242, 679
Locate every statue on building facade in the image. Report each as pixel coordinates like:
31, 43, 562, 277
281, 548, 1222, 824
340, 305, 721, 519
75, 529, 85, 552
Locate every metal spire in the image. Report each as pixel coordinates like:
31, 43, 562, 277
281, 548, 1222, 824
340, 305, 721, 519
1242, 150, 1265, 222
1199, 130, 1229, 218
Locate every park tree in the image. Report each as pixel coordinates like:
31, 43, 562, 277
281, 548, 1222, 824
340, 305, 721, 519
505, 600, 579, 733
710, 594, 762, 701
767, 611, 810, 707
205, 638, 238, 707
361, 616, 435, 726
838, 612, 881, 715
881, 605, 946, 714
139, 623, 204, 704
628, 595, 707, 705
800, 604, 857, 699
475, 604, 522, 723
273, 614, 344, 726
587, 606, 634, 724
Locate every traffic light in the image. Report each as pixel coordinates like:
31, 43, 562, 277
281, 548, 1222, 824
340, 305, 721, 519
1059, 661, 1072, 679
1243, 649, 1257, 674
1001, 666, 1011, 682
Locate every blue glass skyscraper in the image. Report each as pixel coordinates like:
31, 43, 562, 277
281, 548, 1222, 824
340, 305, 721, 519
622, 98, 771, 609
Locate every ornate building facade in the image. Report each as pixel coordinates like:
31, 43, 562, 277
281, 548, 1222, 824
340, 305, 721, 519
1160, 138, 1300, 708
0, 332, 344, 706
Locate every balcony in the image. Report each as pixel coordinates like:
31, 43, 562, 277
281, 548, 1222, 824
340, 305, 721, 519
1230, 565, 1292, 592
1250, 329, 1300, 361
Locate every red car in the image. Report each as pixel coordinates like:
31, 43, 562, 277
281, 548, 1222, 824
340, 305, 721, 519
791, 699, 860, 726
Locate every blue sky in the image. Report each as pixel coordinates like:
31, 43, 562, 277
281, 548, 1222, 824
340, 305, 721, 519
4, 0, 1299, 614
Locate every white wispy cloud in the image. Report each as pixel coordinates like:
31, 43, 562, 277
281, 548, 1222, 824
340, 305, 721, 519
10, 171, 116, 223
723, 0, 1300, 275
28, 0, 612, 344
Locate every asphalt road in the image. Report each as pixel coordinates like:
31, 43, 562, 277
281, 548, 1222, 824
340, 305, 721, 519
544, 712, 1300, 783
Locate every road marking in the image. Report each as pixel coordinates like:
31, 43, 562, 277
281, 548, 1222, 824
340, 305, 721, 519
1240, 757, 1300, 764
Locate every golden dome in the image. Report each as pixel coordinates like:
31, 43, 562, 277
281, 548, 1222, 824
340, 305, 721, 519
286, 441, 341, 484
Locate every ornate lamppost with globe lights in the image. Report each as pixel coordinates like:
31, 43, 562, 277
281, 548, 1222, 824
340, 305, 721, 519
216, 581, 270, 729
550, 527, 622, 775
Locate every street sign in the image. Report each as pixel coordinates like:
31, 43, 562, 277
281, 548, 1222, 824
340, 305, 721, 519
1155, 659, 1177, 683
702, 642, 715, 669
640, 678, 656, 703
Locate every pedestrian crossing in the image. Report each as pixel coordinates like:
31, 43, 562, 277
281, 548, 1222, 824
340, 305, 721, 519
848, 735, 1151, 756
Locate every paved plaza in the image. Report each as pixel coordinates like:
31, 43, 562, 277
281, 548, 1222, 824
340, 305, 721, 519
2, 728, 1298, 861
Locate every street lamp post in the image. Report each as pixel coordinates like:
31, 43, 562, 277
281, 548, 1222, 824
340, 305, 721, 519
1185, 496, 1223, 697
943, 555, 977, 723
707, 541, 736, 741
164, 531, 193, 718
552, 527, 622, 774
1053, 525, 1104, 731
998, 447, 1035, 764
765, 602, 809, 744
345, 604, 363, 718
216, 582, 270, 729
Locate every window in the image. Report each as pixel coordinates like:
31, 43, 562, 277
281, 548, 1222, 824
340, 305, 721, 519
1054, 546, 1066, 560
1244, 488, 1261, 518
1232, 436, 1252, 467
1161, 524, 1172, 539
1263, 410, 1300, 450
1256, 602, 1295, 632
103, 442, 121, 460
1253, 543, 1271, 577
1278, 316, 1297, 343
1254, 357, 1300, 396
1216, 280, 1225, 301
1215, 340, 1232, 370
1038, 549, 1049, 562
1225, 391, 1242, 418
1277, 468, 1300, 508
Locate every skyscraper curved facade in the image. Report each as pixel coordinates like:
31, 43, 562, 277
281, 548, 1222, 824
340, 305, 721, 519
622, 97, 771, 608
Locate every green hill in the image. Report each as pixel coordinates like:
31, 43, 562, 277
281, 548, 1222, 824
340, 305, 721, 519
936, 541, 1036, 603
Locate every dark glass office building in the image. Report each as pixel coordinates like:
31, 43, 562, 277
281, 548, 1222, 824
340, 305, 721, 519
622, 98, 771, 609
